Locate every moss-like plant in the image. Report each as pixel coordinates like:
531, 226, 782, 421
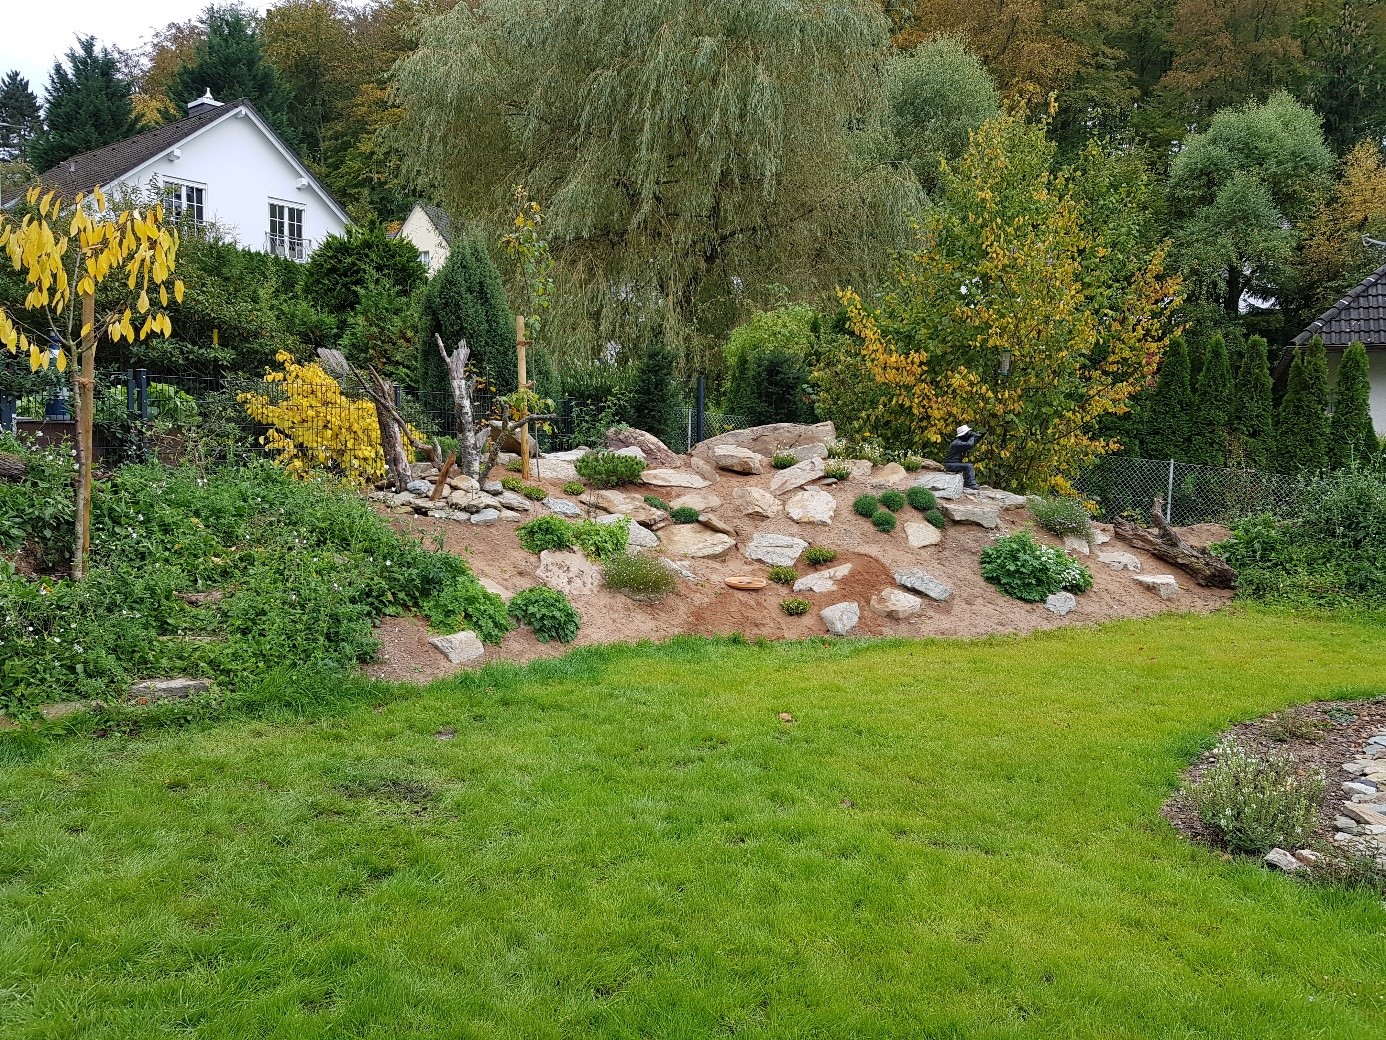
1029, 495, 1093, 541
780, 597, 811, 616
562, 481, 587, 496
925, 508, 946, 529
853, 494, 879, 518
823, 462, 852, 481
879, 490, 905, 512
603, 551, 677, 602
504, 459, 523, 473
803, 546, 837, 566
771, 453, 797, 469
767, 565, 798, 585
907, 485, 937, 511
643, 494, 671, 512
670, 506, 701, 524
871, 509, 897, 533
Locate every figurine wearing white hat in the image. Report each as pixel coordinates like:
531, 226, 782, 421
944, 424, 984, 489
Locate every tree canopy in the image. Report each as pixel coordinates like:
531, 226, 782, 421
29, 38, 143, 173
168, 5, 294, 139
0, 72, 40, 160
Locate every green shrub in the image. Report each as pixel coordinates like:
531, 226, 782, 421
823, 462, 852, 480
879, 490, 905, 512
771, 453, 798, 469
901, 457, 924, 472
803, 546, 837, 566
780, 597, 811, 616
562, 481, 587, 496
603, 552, 676, 602
853, 494, 879, 518
572, 519, 628, 561
504, 459, 523, 473
420, 578, 512, 643
670, 506, 702, 524
768, 565, 798, 585
643, 494, 671, 512
520, 484, 548, 501
925, 508, 946, 529
979, 532, 1092, 602
871, 510, 897, 533
516, 514, 574, 554
1030, 496, 1093, 541
574, 450, 647, 488
1185, 740, 1325, 854
906, 485, 937, 511
500, 475, 523, 491
508, 586, 580, 643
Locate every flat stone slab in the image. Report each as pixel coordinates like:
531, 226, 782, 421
642, 468, 711, 489
939, 502, 999, 528
1045, 591, 1077, 615
793, 564, 852, 594
470, 508, 501, 525
1342, 802, 1386, 826
733, 486, 782, 519
428, 630, 485, 664
544, 497, 583, 518
1063, 533, 1091, 555
769, 456, 825, 495
744, 532, 808, 567
128, 678, 212, 700
660, 524, 735, 559
712, 444, 765, 475
495, 490, 534, 512
972, 487, 1027, 509
1132, 573, 1179, 600
894, 568, 952, 601
670, 490, 723, 513
698, 514, 737, 537
1097, 550, 1141, 571
871, 587, 923, 620
537, 549, 603, 595
785, 486, 835, 525
914, 472, 964, 492
531, 457, 579, 482
905, 522, 942, 549
821, 601, 860, 636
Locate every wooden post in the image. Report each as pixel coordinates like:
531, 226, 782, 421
72, 290, 96, 579
516, 314, 531, 481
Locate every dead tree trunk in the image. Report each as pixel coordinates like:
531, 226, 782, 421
0, 452, 25, 481
1113, 497, 1238, 588
435, 333, 481, 479
318, 349, 422, 492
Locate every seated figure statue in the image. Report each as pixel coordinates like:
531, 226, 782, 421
944, 425, 984, 490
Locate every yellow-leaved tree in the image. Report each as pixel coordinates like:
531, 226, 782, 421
0, 185, 182, 577
840, 114, 1182, 493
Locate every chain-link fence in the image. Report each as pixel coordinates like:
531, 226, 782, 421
1077, 456, 1302, 526
680, 407, 749, 453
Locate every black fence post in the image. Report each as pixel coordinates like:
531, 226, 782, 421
136, 368, 149, 462
0, 392, 13, 433
695, 375, 705, 446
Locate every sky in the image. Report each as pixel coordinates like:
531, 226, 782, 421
1, 2, 271, 98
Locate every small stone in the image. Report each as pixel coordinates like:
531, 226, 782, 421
905, 522, 942, 549
733, 486, 783, 519
388, 491, 414, 508
744, 532, 808, 567
530, 457, 579, 482
793, 564, 852, 594
1044, 591, 1077, 615
1062, 533, 1091, 555
769, 457, 826, 495
670, 490, 723, 513
434, 727, 457, 740
893, 568, 952, 601
1132, 573, 1179, 600
785, 486, 836, 525
778, 711, 795, 723
544, 497, 583, 518
939, 502, 1000, 528
698, 514, 737, 537
127, 678, 211, 700
447, 475, 480, 493
499, 509, 523, 523
1097, 550, 1142, 572
1344, 781, 1377, 797
642, 468, 712, 489
536, 549, 603, 595
1342, 802, 1386, 826
1292, 849, 1320, 866
1263, 848, 1305, 872
820, 601, 860, 636
661, 558, 699, 581
869, 462, 907, 487
914, 471, 964, 495
612, 445, 646, 460
690, 457, 720, 483
787, 442, 829, 462
713, 444, 766, 475
870, 587, 924, 620
481, 480, 504, 494
495, 491, 534, 512
469, 508, 501, 525
1335, 816, 1359, 833
972, 487, 1028, 509
427, 630, 484, 664
406, 479, 433, 495
1091, 527, 1112, 545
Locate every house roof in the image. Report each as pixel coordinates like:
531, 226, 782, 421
418, 202, 454, 244
1293, 258, 1386, 349
38, 98, 350, 227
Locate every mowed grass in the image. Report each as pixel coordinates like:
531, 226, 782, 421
2, 609, 1385, 1039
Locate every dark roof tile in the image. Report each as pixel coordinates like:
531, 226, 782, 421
1294, 259, 1386, 349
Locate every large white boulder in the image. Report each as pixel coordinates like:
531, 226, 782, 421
733, 486, 783, 519
744, 533, 808, 567
713, 444, 766, 475
785, 486, 836, 525
821, 601, 860, 636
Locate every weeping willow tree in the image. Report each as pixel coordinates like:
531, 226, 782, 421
393, 0, 917, 372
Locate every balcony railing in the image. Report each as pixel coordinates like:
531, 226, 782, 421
264, 234, 310, 261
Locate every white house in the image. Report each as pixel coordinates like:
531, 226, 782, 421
1294, 259, 1386, 435
396, 202, 453, 276
39, 92, 349, 260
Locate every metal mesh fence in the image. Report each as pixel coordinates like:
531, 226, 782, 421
680, 408, 750, 453
1076, 456, 1302, 526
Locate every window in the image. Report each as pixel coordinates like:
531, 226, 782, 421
268, 202, 306, 260
164, 181, 205, 224
418, 250, 431, 268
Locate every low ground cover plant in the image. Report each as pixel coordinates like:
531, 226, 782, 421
670, 507, 701, 524
803, 546, 837, 565
879, 490, 905, 512
823, 462, 852, 481
602, 552, 676, 602
507, 585, 580, 643
767, 565, 798, 585
871, 510, 897, 533
925, 508, 947, 529
1030, 495, 1094, 541
516, 514, 575, 554
906, 486, 937, 512
853, 494, 879, 518
571, 520, 629, 561
562, 481, 587, 496
500, 475, 548, 500
979, 532, 1092, 602
901, 457, 924, 472
516, 514, 628, 561
574, 451, 647, 488
771, 454, 797, 469
643, 494, 671, 512
1185, 739, 1325, 854
779, 596, 810, 615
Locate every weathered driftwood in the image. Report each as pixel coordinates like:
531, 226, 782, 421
318, 348, 439, 492
435, 334, 481, 479
1113, 498, 1237, 589
0, 452, 25, 481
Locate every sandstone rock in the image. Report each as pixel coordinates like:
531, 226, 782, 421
973, 487, 1027, 509
128, 678, 211, 700
698, 514, 738, 537
1063, 533, 1091, 556
1091, 526, 1112, 545
409, 461, 435, 479
793, 564, 852, 594
733, 486, 783, 519
713, 444, 765, 475
1097, 550, 1141, 571
481, 479, 504, 494
446, 474, 480, 493
821, 601, 860, 636
587, 489, 631, 514
670, 490, 723, 513
613, 445, 646, 460
1341, 802, 1386, 826
495, 491, 534, 512
470, 508, 501, 525
785, 486, 836, 525
788, 441, 829, 462
536, 549, 603, 595
744, 532, 808, 567
1263, 848, 1305, 873
660, 524, 735, 559
545, 497, 583, 518
642, 468, 711, 489
914, 471, 965, 494
531, 456, 579, 482
905, 522, 942, 549
894, 569, 952, 601
843, 459, 874, 479
871, 587, 923, 620
406, 478, 433, 495
870, 462, 908, 487
939, 502, 1000, 528
769, 456, 825, 495
694, 421, 837, 462
690, 457, 720, 483
606, 427, 681, 467
1132, 573, 1179, 600
1045, 591, 1077, 615
428, 630, 485, 664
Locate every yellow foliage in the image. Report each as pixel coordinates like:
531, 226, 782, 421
239, 353, 421, 489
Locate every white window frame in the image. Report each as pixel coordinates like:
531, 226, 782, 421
163, 179, 206, 225
268, 200, 307, 261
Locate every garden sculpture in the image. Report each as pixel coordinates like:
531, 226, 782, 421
945, 425, 984, 489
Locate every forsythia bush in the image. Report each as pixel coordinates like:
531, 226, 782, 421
239, 352, 419, 488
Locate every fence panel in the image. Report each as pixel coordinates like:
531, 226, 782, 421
1077, 456, 1302, 526
681, 407, 749, 453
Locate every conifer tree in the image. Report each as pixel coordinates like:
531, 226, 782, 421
1141, 336, 1194, 461
1189, 333, 1234, 466
1274, 336, 1331, 473
0, 71, 40, 159
28, 38, 142, 173
1230, 334, 1274, 468
1326, 341, 1378, 469
418, 235, 514, 399
625, 343, 683, 447
169, 6, 294, 140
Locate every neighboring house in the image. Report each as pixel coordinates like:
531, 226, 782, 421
396, 202, 452, 276
1294, 260, 1386, 434
38, 92, 349, 260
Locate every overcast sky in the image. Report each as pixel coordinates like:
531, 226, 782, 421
1, 2, 271, 99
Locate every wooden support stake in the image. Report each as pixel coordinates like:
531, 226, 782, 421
516, 314, 531, 482
430, 451, 457, 501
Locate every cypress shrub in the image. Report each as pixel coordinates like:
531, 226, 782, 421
418, 235, 515, 399
1189, 333, 1234, 466
1141, 336, 1194, 462
1274, 336, 1331, 474
1327, 341, 1378, 469
1230, 334, 1274, 468
625, 343, 683, 447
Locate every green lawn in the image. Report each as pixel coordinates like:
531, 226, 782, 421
2, 609, 1385, 1039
